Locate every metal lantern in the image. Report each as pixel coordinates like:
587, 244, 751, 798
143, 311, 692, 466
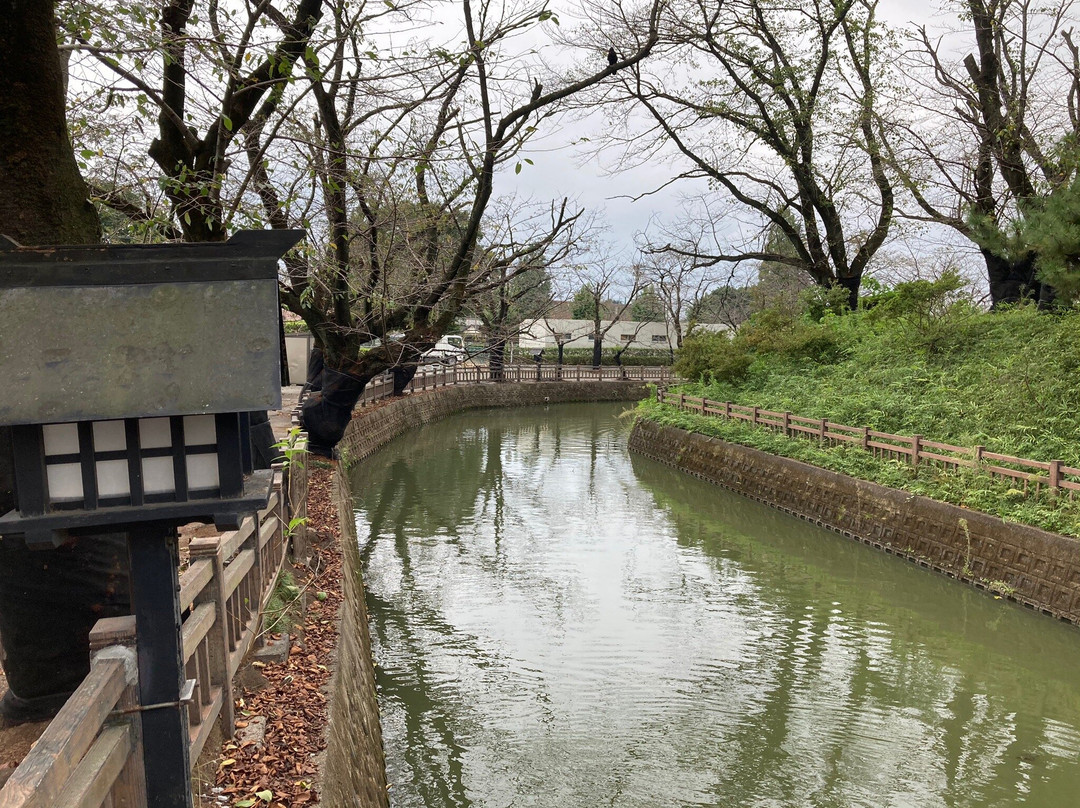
0, 229, 304, 808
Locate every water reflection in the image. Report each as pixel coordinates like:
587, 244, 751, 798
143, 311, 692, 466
352, 403, 1080, 808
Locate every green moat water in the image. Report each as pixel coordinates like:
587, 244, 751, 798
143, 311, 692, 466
350, 402, 1080, 807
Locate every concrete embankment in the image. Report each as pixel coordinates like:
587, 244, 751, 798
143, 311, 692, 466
321, 381, 650, 807
628, 418, 1080, 624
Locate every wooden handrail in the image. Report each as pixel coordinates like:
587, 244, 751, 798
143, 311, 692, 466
53, 724, 133, 808
657, 389, 1075, 495
0, 660, 127, 808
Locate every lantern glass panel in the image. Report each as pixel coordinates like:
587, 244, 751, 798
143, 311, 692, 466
96, 460, 131, 497
142, 456, 175, 494
139, 418, 172, 449
183, 415, 216, 446
186, 454, 219, 492
92, 420, 127, 452
42, 423, 79, 456
47, 463, 84, 501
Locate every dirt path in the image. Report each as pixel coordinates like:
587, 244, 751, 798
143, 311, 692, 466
204, 463, 342, 808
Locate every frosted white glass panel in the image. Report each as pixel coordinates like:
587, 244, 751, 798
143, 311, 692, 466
186, 453, 219, 491
142, 456, 175, 494
42, 423, 80, 457
183, 415, 216, 446
96, 460, 130, 497
93, 420, 127, 452
47, 463, 83, 501
139, 418, 172, 449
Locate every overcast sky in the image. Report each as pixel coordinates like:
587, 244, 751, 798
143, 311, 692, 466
492, 0, 977, 286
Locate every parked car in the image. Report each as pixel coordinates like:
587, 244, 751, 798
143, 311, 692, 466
423, 334, 468, 364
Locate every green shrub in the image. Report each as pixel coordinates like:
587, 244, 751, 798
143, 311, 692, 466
262, 571, 301, 635
674, 331, 746, 381
634, 398, 1080, 537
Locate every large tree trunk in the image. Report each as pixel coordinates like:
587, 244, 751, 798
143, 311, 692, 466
984, 250, 1055, 308
0, 6, 101, 245
834, 274, 861, 311
391, 365, 417, 395
592, 337, 602, 368
0, 3, 132, 723
302, 366, 373, 457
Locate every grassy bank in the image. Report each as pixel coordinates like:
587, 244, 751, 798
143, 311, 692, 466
642, 292, 1080, 536
636, 398, 1080, 537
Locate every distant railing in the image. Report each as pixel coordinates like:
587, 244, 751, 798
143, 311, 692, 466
356, 362, 673, 406
657, 389, 1080, 498
0, 431, 309, 808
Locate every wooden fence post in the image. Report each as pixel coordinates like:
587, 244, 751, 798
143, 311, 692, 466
1049, 459, 1062, 492
89, 616, 147, 808
819, 418, 827, 444
724, 402, 731, 419
912, 434, 922, 467
752, 406, 759, 426
187, 538, 236, 738
861, 426, 870, 451
783, 412, 790, 437
271, 461, 286, 565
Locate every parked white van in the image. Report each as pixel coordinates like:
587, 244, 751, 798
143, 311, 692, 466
423, 334, 468, 364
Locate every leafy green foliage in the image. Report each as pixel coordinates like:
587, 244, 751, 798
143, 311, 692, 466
262, 571, 301, 636
679, 304, 1080, 465
635, 399, 1080, 537
656, 297, 1080, 533
674, 330, 750, 382
630, 286, 665, 321
571, 285, 600, 320
688, 285, 752, 327
864, 269, 972, 355
1018, 177, 1080, 301
675, 304, 849, 385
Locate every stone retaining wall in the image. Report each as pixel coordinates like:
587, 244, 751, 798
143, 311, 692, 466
337, 381, 651, 465
322, 471, 388, 808
322, 381, 650, 806
629, 418, 1080, 624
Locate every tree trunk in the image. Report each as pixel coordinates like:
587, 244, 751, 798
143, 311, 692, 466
0, 3, 132, 723
592, 337, 602, 368
488, 339, 506, 381
391, 365, 417, 395
834, 274, 861, 311
0, 5, 101, 246
984, 249, 1055, 308
302, 366, 374, 457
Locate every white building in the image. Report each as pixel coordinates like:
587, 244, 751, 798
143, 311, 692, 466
517, 317, 677, 350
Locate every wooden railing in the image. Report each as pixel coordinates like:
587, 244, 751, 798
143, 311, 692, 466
0, 431, 310, 808
658, 389, 1080, 498
0, 616, 143, 808
356, 362, 673, 406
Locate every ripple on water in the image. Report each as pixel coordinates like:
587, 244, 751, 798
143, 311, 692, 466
354, 403, 1080, 808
